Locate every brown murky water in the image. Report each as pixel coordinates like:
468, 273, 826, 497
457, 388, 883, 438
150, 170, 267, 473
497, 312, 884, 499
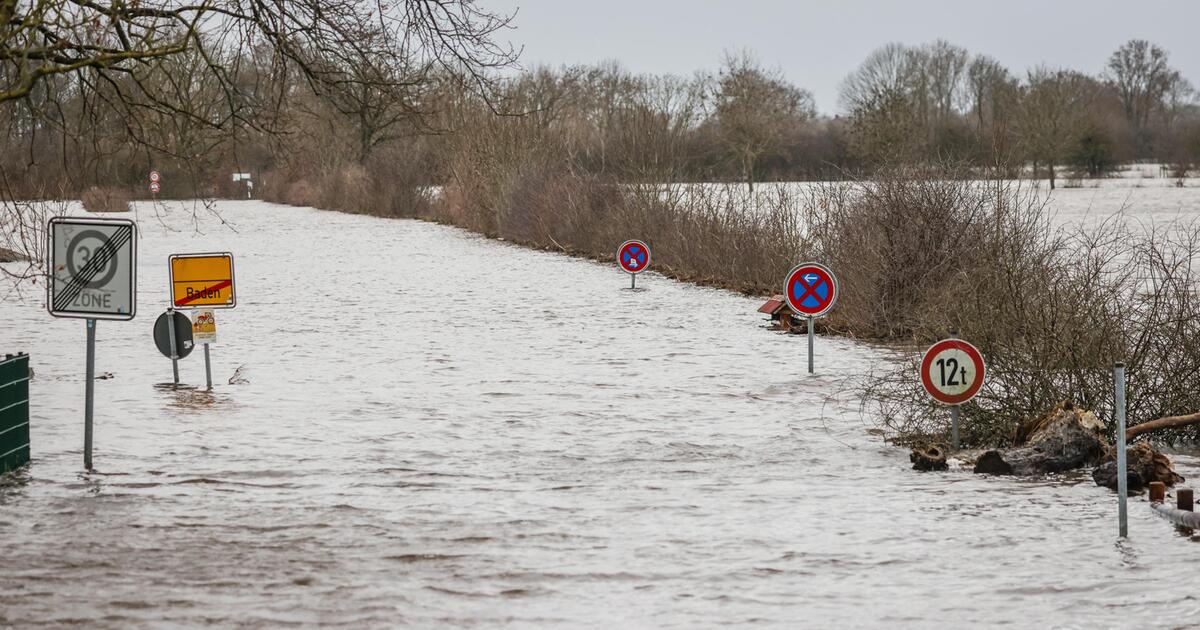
1, 200, 1198, 628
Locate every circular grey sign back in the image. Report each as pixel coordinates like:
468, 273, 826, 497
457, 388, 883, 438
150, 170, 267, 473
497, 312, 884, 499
153, 311, 195, 359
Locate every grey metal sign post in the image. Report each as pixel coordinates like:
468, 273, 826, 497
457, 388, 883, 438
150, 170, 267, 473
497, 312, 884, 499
783, 262, 838, 375
1115, 362, 1128, 538
47, 216, 138, 471
166, 307, 180, 384
154, 310, 194, 384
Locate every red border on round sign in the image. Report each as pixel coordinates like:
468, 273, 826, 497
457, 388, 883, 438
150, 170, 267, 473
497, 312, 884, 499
617, 239, 651, 275
920, 339, 986, 405
784, 262, 838, 317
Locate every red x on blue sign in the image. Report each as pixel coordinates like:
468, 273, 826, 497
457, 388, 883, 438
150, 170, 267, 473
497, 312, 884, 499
617, 240, 651, 274
784, 262, 838, 317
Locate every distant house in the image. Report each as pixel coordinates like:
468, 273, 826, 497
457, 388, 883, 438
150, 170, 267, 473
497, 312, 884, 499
758, 295, 801, 332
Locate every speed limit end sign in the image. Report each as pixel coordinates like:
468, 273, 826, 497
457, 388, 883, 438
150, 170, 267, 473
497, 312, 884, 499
920, 339, 985, 405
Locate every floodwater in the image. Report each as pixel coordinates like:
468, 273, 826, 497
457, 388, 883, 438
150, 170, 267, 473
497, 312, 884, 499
2, 194, 1199, 628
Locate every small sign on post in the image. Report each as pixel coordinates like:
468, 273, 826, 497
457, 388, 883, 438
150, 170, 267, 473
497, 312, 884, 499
617, 240, 650, 289
47, 216, 138, 470
784, 262, 838, 374
192, 309, 217, 344
920, 338, 986, 449
193, 309, 217, 390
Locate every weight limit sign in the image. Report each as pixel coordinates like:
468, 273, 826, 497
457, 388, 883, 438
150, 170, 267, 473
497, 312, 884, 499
920, 338, 986, 405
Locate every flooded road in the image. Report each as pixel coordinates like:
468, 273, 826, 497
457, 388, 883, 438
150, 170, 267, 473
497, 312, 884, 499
1, 200, 1198, 628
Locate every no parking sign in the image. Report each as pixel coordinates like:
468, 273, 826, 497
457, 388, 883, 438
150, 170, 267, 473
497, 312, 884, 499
617, 239, 650, 289
784, 262, 838, 317
783, 261, 838, 374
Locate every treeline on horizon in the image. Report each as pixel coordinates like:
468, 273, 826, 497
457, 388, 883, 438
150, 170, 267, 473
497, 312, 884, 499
3, 37, 1199, 201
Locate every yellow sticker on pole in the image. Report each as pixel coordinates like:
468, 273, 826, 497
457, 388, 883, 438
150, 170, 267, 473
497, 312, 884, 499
169, 253, 236, 309
192, 309, 217, 343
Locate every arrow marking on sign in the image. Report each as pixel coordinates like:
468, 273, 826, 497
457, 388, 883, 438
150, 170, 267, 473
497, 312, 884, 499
175, 280, 233, 306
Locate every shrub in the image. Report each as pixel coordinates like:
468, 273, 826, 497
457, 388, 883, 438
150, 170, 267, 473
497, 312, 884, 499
838, 170, 1200, 446
79, 186, 131, 213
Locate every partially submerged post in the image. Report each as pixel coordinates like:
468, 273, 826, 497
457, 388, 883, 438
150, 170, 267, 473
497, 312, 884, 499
1178, 488, 1194, 512
166, 307, 180, 385
616, 240, 650, 290
783, 262, 838, 375
168, 253, 237, 390
46, 216, 138, 471
919, 338, 986, 451
1115, 362, 1128, 538
153, 309, 194, 383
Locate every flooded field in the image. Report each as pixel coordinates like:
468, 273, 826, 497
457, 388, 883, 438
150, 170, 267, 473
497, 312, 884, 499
2, 194, 1200, 627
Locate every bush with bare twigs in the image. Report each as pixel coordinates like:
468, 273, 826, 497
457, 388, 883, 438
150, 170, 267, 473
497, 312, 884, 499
80, 187, 132, 214
831, 169, 1200, 446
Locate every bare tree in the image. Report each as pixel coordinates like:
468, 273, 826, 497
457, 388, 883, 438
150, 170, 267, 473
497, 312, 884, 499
839, 43, 912, 114
1105, 40, 1186, 156
713, 52, 814, 191
966, 56, 1019, 164
1018, 67, 1096, 189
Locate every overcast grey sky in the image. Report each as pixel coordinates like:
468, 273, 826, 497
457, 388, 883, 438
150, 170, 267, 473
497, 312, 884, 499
485, 0, 1200, 114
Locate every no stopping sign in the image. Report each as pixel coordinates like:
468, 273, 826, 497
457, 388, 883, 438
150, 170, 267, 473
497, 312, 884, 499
920, 339, 985, 405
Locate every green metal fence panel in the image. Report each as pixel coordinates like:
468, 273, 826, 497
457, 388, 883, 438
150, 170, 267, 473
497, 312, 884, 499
0, 353, 30, 474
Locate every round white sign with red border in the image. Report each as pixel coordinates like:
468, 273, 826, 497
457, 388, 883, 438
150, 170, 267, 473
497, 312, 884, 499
617, 240, 650, 274
149, 170, 161, 183
149, 181, 161, 193
920, 338, 985, 405
784, 262, 838, 317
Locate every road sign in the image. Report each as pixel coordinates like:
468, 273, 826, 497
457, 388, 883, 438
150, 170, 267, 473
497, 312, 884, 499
154, 310, 194, 359
617, 240, 650, 274
149, 181, 161, 193
149, 170, 161, 183
920, 338, 986, 405
784, 262, 837, 317
169, 252, 236, 309
192, 309, 217, 344
47, 217, 137, 320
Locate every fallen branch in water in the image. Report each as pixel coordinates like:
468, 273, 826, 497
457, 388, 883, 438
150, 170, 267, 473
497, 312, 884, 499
1127, 411, 1200, 441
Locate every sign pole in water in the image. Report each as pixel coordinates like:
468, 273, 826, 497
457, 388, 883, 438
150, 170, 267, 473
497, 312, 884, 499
784, 262, 838, 374
192, 310, 218, 391
807, 316, 814, 373
169, 253, 236, 389
47, 216, 138, 471
1115, 362, 1128, 538
919, 338, 986, 449
84, 319, 96, 470
154, 309, 194, 383
166, 307, 180, 385
617, 240, 650, 290
204, 344, 213, 390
